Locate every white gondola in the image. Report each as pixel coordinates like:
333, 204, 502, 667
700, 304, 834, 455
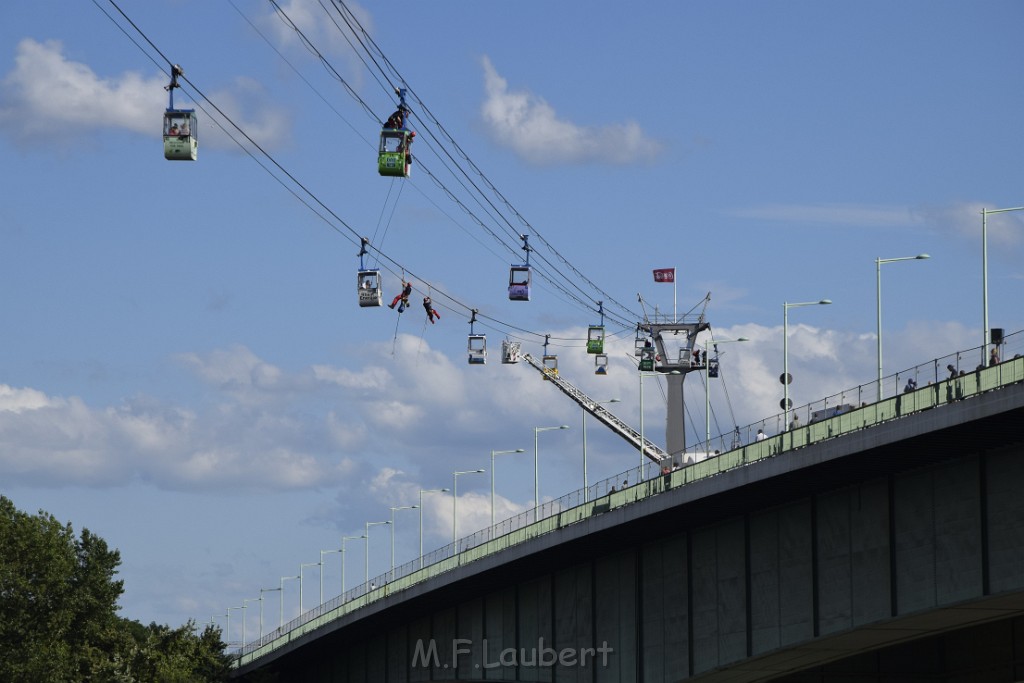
595, 353, 608, 375
357, 270, 383, 307
635, 328, 649, 356
468, 335, 487, 365
501, 340, 521, 364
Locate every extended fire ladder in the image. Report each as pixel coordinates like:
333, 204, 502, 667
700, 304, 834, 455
521, 353, 671, 465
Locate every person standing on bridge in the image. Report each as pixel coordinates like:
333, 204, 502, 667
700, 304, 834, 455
789, 413, 800, 430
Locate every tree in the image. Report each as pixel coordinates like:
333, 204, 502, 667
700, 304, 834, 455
0, 495, 232, 682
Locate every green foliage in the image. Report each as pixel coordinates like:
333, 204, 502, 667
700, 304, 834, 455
0, 495, 232, 682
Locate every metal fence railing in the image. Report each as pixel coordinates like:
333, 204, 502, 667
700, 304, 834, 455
232, 330, 1024, 666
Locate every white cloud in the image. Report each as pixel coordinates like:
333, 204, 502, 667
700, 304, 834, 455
725, 201, 1023, 252
915, 201, 1024, 248
0, 38, 160, 142
0, 38, 289, 151
0, 319, 981, 494
727, 203, 920, 227
479, 56, 659, 166
258, 0, 370, 83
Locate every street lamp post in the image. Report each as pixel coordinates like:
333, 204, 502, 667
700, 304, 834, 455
982, 207, 1023, 363
876, 255, 929, 398
453, 469, 485, 544
389, 505, 418, 571
704, 337, 749, 446
533, 427, 568, 507
298, 562, 320, 614
364, 521, 391, 586
242, 597, 261, 648
259, 587, 280, 639
319, 548, 341, 606
783, 300, 832, 419
340, 535, 365, 595
279, 575, 298, 628
490, 448, 525, 526
418, 488, 449, 568
226, 606, 244, 651
583, 399, 619, 501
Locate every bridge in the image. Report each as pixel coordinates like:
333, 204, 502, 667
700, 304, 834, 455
232, 354, 1024, 682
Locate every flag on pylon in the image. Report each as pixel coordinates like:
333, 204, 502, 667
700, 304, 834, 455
652, 268, 675, 283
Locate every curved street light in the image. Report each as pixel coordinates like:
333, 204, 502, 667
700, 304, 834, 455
783, 299, 831, 419
982, 207, 1023, 363
876, 254, 929, 398
490, 449, 525, 526
704, 337, 749, 446
389, 505, 418, 571
364, 521, 390, 585
340, 535, 364, 595
418, 488, 449, 568
534, 427, 569, 506
453, 469, 485, 544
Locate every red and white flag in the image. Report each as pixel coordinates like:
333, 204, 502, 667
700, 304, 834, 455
652, 268, 675, 283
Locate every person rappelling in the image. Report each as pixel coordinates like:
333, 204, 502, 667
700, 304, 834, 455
423, 296, 441, 324
389, 279, 413, 312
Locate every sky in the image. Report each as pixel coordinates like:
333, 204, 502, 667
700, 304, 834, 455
1, 0, 1023, 643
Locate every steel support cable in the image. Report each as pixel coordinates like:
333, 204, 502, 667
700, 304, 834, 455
330, 0, 638, 322
264, 0, 381, 124
98, 0, 622, 350
97, 0, 364, 255
233, 0, 374, 132
261, 0, 595, 318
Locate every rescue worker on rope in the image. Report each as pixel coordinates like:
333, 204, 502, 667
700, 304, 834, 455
423, 296, 441, 324
389, 280, 413, 312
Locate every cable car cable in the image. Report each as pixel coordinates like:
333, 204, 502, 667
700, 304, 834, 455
97, 0, 634, 352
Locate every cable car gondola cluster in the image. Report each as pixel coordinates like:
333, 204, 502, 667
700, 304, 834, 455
157, 65, 609, 374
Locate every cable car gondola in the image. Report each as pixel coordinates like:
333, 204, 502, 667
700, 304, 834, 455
501, 339, 521, 364
508, 234, 531, 301
356, 239, 382, 307
378, 88, 414, 178
163, 65, 197, 161
378, 129, 413, 177
357, 271, 382, 307
467, 310, 486, 365
587, 302, 606, 354
639, 346, 656, 372
594, 353, 608, 375
541, 334, 557, 379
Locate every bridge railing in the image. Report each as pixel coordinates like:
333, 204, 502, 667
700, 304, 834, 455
695, 329, 1024, 456
233, 331, 1024, 665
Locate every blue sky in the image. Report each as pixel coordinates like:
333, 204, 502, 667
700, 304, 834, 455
2, 0, 1022, 642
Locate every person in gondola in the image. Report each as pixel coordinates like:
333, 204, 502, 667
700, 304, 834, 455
385, 106, 406, 130
168, 122, 180, 135
389, 280, 413, 311
423, 296, 440, 324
